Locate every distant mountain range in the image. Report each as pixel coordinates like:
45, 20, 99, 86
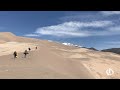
101, 48, 120, 54
87, 47, 98, 51
62, 42, 120, 55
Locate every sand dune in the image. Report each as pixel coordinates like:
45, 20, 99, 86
0, 32, 120, 79
51, 47, 120, 79
0, 46, 94, 79
0, 32, 17, 42
0, 40, 6, 44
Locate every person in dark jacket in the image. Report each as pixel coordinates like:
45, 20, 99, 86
28, 48, 31, 51
13, 51, 17, 58
24, 50, 29, 58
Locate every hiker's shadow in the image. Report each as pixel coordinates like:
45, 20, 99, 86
10, 54, 30, 60
22, 56, 30, 59
10, 57, 18, 60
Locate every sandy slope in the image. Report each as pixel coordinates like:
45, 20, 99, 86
50, 46, 120, 79
0, 32, 120, 79
0, 42, 38, 56
0, 43, 94, 79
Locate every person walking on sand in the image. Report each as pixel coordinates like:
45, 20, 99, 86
24, 50, 29, 58
35, 46, 37, 50
28, 48, 31, 51
13, 51, 17, 59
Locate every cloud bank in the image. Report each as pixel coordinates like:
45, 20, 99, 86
24, 20, 116, 38
24, 11, 120, 38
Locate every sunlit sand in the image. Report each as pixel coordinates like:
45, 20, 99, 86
0, 32, 120, 79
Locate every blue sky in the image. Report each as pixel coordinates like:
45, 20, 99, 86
0, 11, 120, 50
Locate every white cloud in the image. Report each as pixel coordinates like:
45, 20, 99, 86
34, 21, 113, 37
24, 34, 39, 37
101, 11, 120, 16
24, 20, 120, 38
108, 26, 120, 31
93, 26, 120, 36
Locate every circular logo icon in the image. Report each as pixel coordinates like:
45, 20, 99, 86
106, 68, 114, 76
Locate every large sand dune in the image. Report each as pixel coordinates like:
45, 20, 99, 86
0, 32, 120, 79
